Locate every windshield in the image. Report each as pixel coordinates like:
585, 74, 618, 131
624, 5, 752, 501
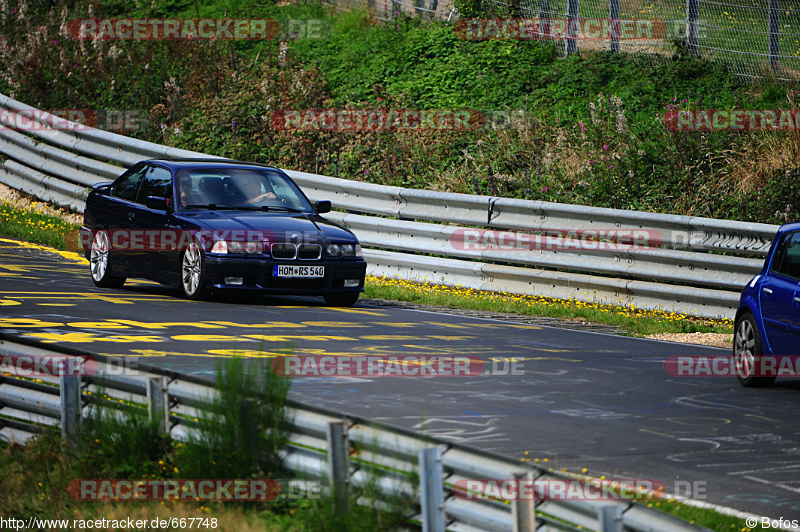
176, 168, 314, 212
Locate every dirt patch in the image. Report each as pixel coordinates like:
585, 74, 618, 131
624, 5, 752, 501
645, 332, 733, 349
0, 182, 83, 224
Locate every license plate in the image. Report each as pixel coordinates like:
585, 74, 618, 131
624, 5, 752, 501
273, 265, 325, 278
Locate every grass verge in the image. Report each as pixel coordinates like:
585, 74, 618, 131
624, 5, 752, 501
364, 276, 734, 337
0, 201, 81, 251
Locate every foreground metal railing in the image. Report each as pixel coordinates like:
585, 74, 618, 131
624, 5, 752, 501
0, 333, 709, 532
0, 92, 777, 318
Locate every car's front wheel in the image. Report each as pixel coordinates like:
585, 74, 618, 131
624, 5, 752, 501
734, 312, 776, 387
89, 230, 126, 288
179, 241, 209, 300
324, 292, 359, 307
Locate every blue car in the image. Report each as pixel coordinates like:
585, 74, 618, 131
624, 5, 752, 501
734, 222, 800, 386
80, 159, 366, 306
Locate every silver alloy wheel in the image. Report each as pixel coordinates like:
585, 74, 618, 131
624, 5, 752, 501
734, 318, 756, 379
182, 242, 203, 296
90, 231, 110, 283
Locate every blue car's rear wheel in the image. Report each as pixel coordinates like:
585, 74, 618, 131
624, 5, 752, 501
180, 241, 209, 300
734, 312, 776, 387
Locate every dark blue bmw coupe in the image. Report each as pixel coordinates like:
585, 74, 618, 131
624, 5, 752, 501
80, 159, 366, 306
734, 222, 800, 386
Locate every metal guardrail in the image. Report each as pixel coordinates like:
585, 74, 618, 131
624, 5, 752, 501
0, 92, 779, 318
0, 333, 710, 532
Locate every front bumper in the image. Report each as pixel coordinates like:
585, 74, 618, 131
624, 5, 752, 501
203, 254, 367, 294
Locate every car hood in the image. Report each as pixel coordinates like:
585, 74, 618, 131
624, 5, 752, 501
177, 210, 357, 243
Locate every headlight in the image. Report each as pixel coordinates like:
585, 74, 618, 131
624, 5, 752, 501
327, 243, 361, 257
211, 240, 228, 254
211, 240, 262, 254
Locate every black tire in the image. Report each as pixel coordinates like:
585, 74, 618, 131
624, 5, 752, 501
734, 312, 776, 388
179, 241, 209, 300
323, 292, 359, 307
89, 230, 126, 288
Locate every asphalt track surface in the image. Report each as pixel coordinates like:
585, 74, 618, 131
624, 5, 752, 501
1, 238, 799, 523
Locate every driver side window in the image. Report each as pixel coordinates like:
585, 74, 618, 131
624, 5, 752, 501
112, 165, 147, 202
770, 232, 800, 280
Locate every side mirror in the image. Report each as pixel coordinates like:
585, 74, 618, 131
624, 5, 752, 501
92, 182, 113, 195
315, 200, 332, 214
146, 196, 170, 211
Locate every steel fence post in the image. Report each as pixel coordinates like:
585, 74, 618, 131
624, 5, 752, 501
512, 470, 536, 532
598, 504, 623, 532
60, 374, 81, 450
769, 0, 780, 69
419, 446, 445, 532
609, 0, 620, 52
566, 0, 580, 56
327, 421, 350, 513
539, 0, 551, 40
147, 376, 169, 436
686, 0, 700, 55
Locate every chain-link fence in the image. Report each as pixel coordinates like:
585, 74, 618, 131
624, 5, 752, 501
348, 0, 800, 80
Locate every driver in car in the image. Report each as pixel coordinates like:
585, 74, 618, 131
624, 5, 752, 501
235, 175, 277, 204
179, 176, 198, 207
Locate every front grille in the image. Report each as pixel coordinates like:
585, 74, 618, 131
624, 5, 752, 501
298, 244, 322, 260
271, 243, 296, 260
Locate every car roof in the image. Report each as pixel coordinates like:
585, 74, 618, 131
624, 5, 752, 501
778, 222, 800, 235
141, 158, 281, 172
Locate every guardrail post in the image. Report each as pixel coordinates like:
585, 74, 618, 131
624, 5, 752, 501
685, 0, 699, 55
598, 504, 623, 531
512, 470, 536, 532
327, 421, 350, 513
419, 446, 445, 532
147, 377, 169, 436
609, 0, 620, 53
768, 0, 780, 69
60, 374, 81, 450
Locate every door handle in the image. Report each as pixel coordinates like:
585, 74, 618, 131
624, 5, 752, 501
128, 212, 136, 220
762, 288, 773, 295
794, 297, 800, 304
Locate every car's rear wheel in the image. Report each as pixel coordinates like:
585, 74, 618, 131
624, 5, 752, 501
324, 292, 359, 307
89, 230, 126, 288
734, 312, 776, 387
180, 241, 209, 300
